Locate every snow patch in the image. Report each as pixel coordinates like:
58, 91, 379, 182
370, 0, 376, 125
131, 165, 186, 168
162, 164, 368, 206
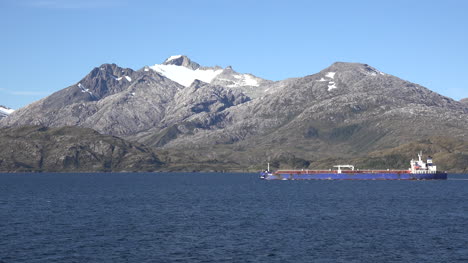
363, 67, 386, 76
115, 76, 132, 82
325, 72, 336, 79
317, 77, 327, 82
150, 59, 261, 88
150, 64, 223, 87
216, 78, 234, 83
0, 106, 14, 115
226, 74, 259, 87
244, 75, 259, 86
78, 83, 93, 95
165, 55, 183, 63
327, 81, 337, 91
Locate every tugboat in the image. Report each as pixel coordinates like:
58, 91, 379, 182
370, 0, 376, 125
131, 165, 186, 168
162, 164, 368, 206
260, 152, 447, 180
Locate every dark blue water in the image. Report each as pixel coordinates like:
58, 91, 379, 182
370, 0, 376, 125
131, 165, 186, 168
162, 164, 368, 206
1, 173, 467, 263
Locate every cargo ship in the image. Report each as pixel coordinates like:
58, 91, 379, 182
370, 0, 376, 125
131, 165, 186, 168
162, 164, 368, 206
260, 153, 447, 180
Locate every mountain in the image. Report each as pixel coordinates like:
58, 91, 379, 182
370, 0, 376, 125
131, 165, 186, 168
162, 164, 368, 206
149, 62, 468, 167
1, 63, 181, 136
149, 55, 271, 98
461, 98, 468, 104
1, 57, 262, 138
0, 105, 14, 120
2, 57, 468, 172
0, 126, 163, 172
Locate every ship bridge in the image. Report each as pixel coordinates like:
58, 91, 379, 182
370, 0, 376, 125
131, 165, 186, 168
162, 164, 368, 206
333, 165, 355, 173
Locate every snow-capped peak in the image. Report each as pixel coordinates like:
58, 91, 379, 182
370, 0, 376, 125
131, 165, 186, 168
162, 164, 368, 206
150, 55, 267, 89
162, 55, 201, 70
150, 63, 223, 87
165, 55, 183, 63
0, 105, 15, 115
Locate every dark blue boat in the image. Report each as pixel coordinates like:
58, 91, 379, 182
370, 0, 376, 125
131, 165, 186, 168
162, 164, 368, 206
260, 153, 447, 180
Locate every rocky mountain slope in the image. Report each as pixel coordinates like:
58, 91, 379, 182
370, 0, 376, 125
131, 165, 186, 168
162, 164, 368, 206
1, 57, 260, 138
147, 62, 468, 168
2, 57, 468, 172
0, 126, 163, 172
461, 98, 468, 104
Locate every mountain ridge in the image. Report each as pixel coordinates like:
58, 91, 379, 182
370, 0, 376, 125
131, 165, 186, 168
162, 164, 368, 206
149, 55, 272, 92
0, 126, 163, 172
1, 57, 467, 172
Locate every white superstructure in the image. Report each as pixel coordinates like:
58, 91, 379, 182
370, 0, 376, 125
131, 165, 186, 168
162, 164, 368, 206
410, 152, 438, 174
333, 165, 355, 173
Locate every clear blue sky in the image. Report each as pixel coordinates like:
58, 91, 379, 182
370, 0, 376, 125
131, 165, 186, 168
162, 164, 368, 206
1, 0, 467, 109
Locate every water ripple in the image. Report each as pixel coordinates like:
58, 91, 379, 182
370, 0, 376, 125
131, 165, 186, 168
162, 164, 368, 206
0, 173, 467, 262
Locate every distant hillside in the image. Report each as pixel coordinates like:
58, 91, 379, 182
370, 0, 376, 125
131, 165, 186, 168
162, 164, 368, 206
0, 126, 163, 172
306, 137, 468, 173
461, 98, 468, 104
0, 127, 466, 173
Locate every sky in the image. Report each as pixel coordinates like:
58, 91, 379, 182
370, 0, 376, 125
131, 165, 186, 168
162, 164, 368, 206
1, 0, 467, 109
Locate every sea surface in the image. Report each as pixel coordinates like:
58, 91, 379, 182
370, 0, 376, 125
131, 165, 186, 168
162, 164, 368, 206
1, 173, 467, 263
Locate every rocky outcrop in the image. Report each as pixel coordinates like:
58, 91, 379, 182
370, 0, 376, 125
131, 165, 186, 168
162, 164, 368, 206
461, 98, 468, 104
0, 126, 163, 172
163, 55, 201, 70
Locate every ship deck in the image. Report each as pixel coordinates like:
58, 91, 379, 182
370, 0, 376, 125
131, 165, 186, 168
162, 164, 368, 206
275, 170, 411, 175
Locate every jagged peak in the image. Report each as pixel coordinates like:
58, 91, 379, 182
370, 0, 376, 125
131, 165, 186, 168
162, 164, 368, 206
87, 63, 135, 82
165, 55, 183, 62
162, 55, 201, 70
98, 63, 135, 72
323, 62, 386, 77
97, 63, 120, 71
